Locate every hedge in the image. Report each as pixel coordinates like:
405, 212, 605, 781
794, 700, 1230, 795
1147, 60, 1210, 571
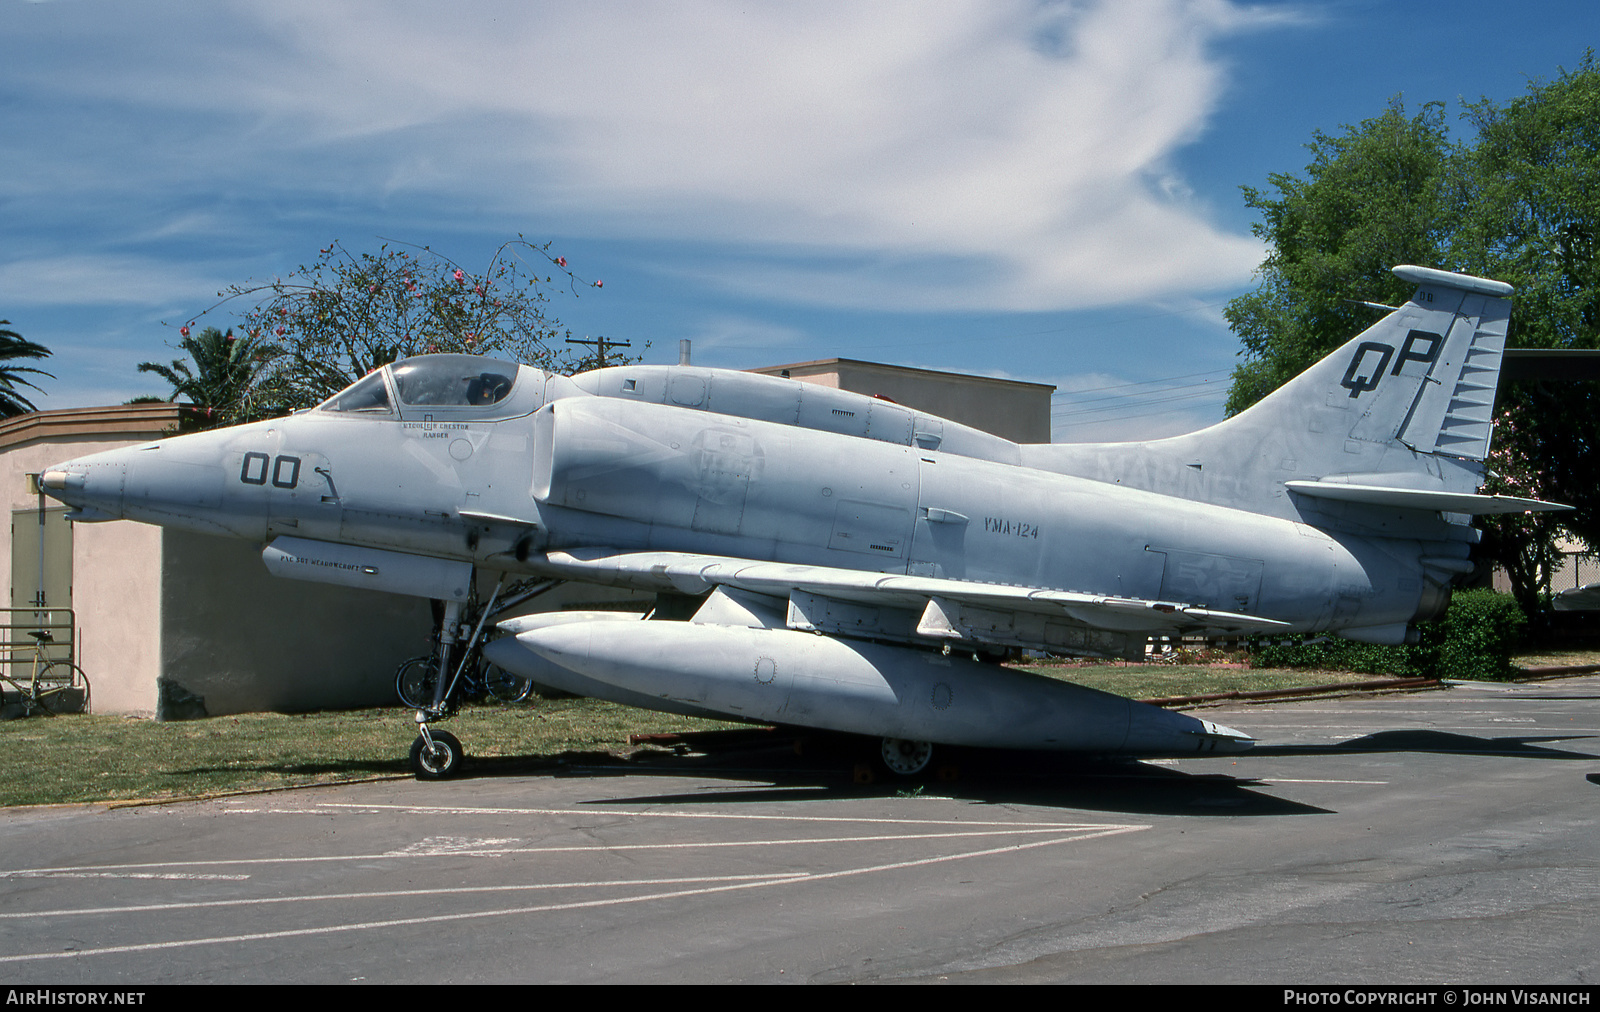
1250, 588, 1526, 682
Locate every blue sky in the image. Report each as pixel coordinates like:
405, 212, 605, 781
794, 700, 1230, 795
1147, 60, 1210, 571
3, 0, 1597, 440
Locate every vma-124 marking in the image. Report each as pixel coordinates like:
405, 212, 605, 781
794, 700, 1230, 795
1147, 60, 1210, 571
41, 266, 1566, 778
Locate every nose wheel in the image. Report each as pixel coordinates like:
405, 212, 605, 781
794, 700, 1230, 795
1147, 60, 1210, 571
411, 727, 464, 779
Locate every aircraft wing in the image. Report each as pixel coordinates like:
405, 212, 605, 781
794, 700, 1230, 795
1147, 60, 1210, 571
534, 548, 1291, 649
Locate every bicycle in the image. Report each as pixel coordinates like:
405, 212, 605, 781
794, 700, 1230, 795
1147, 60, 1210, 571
395, 647, 531, 709
395, 577, 562, 714
0, 630, 90, 716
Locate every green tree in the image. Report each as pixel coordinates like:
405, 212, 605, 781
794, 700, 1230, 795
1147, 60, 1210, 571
1224, 99, 1462, 415
1458, 55, 1600, 612
188, 238, 603, 413
0, 319, 53, 417
1225, 58, 1600, 612
138, 326, 281, 429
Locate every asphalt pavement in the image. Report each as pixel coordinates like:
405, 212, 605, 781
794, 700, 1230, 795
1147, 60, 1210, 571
1, 676, 1596, 984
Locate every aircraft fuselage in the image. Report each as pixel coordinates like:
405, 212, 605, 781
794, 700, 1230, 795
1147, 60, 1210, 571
52, 378, 1431, 642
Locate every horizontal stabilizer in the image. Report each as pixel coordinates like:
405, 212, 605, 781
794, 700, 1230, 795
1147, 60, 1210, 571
1284, 481, 1570, 515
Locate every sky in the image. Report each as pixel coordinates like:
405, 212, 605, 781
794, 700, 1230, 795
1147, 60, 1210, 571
3, 0, 1598, 441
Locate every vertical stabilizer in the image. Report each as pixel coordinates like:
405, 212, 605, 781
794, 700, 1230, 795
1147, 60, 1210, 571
1022, 266, 1520, 520
1389, 267, 1510, 461
1231, 264, 1512, 483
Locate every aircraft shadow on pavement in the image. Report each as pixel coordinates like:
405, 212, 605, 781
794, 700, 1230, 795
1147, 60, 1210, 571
1248, 728, 1598, 760
465, 730, 1329, 817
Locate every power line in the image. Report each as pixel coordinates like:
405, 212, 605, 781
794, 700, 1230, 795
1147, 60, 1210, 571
1050, 374, 1229, 413
566, 335, 631, 369
1050, 368, 1230, 398
1051, 385, 1226, 421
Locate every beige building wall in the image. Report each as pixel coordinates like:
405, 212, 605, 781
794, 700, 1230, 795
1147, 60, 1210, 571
0, 407, 187, 717
750, 358, 1055, 443
158, 532, 431, 717
73, 520, 164, 715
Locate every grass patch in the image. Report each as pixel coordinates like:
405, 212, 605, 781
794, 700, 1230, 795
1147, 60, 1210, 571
1514, 649, 1600, 668
8, 650, 1595, 808
1015, 662, 1380, 701
0, 700, 741, 808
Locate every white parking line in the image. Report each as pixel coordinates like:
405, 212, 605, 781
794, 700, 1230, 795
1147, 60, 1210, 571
1, 825, 1129, 875
0, 827, 1147, 965
0, 872, 811, 920
241, 801, 1128, 830
0, 871, 252, 881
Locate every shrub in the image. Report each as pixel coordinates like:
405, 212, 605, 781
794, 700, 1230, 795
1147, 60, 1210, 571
1427, 588, 1526, 681
1249, 589, 1526, 682
1251, 637, 1424, 678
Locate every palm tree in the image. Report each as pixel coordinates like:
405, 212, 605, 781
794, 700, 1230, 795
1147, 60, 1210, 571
0, 320, 53, 417
139, 327, 281, 428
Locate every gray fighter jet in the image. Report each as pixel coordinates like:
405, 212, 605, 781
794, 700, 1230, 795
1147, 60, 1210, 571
39, 265, 1565, 778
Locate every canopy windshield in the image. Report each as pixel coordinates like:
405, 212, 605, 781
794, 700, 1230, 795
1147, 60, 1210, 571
319, 370, 391, 413
390, 355, 519, 407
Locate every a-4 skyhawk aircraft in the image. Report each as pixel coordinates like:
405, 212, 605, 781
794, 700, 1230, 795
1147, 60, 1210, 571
40, 265, 1565, 778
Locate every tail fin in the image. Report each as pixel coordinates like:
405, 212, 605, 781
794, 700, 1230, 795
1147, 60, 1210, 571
1229, 264, 1511, 492
1024, 266, 1565, 520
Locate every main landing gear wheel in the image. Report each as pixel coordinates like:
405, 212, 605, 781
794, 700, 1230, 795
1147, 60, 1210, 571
411, 730, 464, 779
879, 737, 934, 777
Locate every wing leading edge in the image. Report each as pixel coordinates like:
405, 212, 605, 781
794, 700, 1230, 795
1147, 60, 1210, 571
534, 547, 1289, 658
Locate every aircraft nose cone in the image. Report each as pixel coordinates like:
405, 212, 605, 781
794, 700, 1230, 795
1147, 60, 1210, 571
38, 469, 83, 493
39, 457, 127, 520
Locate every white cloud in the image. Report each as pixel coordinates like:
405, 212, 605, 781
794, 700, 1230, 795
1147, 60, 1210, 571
1048, 364, 1234, 442
687, 314, 810, 354
6, 0, 1289, 311
0, 256, 229, 307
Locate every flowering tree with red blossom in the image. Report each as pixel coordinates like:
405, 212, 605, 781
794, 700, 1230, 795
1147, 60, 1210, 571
1480, 404, 1570, 613
179, 237, 609, 415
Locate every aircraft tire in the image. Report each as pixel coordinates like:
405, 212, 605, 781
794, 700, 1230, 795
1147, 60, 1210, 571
411, 730, 464, 779
878, 737, 934, 777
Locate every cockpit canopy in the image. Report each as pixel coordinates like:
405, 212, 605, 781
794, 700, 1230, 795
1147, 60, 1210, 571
392, 355, 517, 407
319, 354, 537, 419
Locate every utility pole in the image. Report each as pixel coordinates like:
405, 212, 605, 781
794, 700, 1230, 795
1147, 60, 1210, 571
565, 335, 631, 371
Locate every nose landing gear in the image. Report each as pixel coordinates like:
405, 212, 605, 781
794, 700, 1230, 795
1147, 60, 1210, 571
411, 723, 464, 780
401, 575, 563, 780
